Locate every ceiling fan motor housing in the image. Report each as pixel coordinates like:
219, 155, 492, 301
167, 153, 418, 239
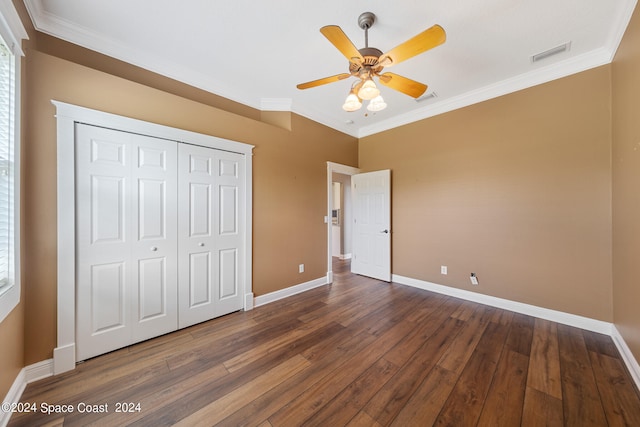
350, 47, 384, 75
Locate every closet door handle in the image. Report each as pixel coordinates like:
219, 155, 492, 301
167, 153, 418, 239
199, 242, 205, 247
150, 246, 158, 252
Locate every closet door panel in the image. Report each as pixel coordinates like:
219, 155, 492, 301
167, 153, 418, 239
76, 125, 134, 361
178, 144, 216, 328
130, 136, 178, 342
178, 145, 244, 328
76, 125, 178, 360
213, 151, 244, 314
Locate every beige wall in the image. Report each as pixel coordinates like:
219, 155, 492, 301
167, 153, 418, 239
612, 5, 640, 362
360, 66, 613, 321
20, 46, 357, 364
0, 305, 24, 402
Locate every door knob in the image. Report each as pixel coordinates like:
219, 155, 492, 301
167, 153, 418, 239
199, 242, 205, 247
381, 229, 389, 234
150, 246, 158, 251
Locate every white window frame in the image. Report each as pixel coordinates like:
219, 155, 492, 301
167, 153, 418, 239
0, 1, 27, 323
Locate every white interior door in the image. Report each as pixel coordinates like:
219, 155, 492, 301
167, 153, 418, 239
178, 144, 244, 328
351, 170, 391, 282
76, 124, 178, 361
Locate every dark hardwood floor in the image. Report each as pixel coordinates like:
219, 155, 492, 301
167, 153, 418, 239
9, 258, 640, 426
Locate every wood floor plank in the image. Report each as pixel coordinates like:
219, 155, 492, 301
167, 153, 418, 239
267, 318, 417, 426
363, 315, 465, 425
11, 359, 171, 426
82, 363, 230, 427
297, 281, 391, 325
338, 287, 439, 339
527, 318, 562, 399
434, 321, 510, 426
404, 292, 452, 323
557, 324, 608, 426
173, 354, 311, 426
127, 323, 344, 426
9, 259, 640, 427
222, 319, 339, 372
521, 386, 563, 427
505, 312, 535, 356
383, 296, 462, 367
476, 349, 529, 426
164, 316, 304, 371
389, 365, 459, 426
583, 329, 621, 359
302, 357, 399, 427
217, 330, 380, 426
436, 304, 493, 374
588, 350, 640, 426
346, 411, 383, 427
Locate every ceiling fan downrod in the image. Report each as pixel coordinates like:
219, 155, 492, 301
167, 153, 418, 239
358, 12, 376, 48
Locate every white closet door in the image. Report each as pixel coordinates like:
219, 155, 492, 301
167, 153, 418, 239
76, 124, 178, 361
178, 144, 244, 328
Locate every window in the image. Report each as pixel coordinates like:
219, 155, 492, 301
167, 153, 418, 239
0, 2, 26, 323
0, 39, 15, 291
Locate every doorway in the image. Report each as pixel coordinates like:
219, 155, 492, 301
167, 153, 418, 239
326, 162, 359, 283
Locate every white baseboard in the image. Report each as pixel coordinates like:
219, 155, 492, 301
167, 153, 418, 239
339, 253, 352, 260
25, 359, 54, 383
392, 274, 613, 335
254, 277, 327, 308
612, 325, 640, 392
1, 359, 53, 427
1, 370, 25, 427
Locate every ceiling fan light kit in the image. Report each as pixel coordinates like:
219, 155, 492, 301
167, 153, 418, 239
342, 92, 363, 112
297, 11, 446, 114
367, 95, 387, 112
358, 78, 380, 100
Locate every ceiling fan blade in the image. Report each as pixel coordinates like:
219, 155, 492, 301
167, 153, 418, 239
378, 72, 428, 98
378, 24, 446, 67
320, 25, 364, 64
297, 73, 351, 90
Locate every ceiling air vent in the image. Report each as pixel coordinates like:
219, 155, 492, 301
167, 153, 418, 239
416, 92, 438, 103
531, 42, 571, 63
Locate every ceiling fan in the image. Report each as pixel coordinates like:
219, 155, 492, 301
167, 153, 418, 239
297, 12, 446, 112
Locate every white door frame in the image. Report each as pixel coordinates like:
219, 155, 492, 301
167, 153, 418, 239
54, 101, 254, 374
326, 162, 359, 283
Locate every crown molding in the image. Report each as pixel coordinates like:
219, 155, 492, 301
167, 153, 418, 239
0, 0, 28, 56
358, 47, 613, 138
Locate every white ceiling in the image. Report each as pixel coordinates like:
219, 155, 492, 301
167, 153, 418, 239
24, 0, 637, 138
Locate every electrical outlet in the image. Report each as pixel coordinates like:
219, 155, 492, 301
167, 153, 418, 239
299, 264, 304, 273
470, 273, 479, 285
441, 265, 447, 275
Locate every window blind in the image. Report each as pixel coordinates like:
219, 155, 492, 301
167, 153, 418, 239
0, 38, 14, 292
